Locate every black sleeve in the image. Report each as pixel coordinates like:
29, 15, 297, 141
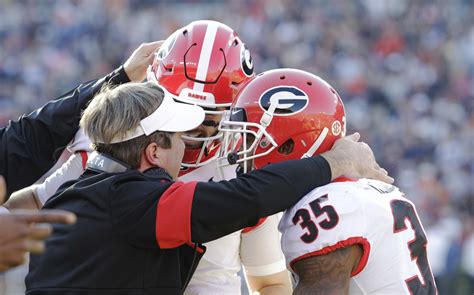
0, 66, 130, 198
191, 156, 331, 243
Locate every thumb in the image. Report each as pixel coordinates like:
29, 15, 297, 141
141, 40, 165, 56
344, 132, 360, 142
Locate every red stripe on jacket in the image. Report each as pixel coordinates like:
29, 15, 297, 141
155, 181, 198, 249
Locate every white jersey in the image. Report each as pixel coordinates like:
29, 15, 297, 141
279, 178, 437, 295
180, 162, 286, 295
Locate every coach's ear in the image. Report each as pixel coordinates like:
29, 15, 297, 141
141, 142, 161, 169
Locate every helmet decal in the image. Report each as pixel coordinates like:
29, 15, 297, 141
259, 86, 309, 116
331, 120, 342, 136
240, 43, 254, 77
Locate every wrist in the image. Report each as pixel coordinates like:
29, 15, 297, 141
110, 65, 131, 85
320, 150, 346, 180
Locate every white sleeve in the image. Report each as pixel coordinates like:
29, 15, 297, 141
67, 128, 93, 153
240, 214, 287, 276
36, 152, 88, 206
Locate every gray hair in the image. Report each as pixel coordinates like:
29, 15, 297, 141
80, 82, 172, 168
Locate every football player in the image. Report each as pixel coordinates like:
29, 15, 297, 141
146, 20, 292, 295
217, 68, 438, 295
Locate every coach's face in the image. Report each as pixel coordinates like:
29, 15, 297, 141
154, 132, 185, 180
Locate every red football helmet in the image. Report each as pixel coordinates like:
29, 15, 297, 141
217, 68, 346, 173
147, 20, 255, 168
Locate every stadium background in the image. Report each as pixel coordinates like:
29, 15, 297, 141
0, 0, 472, 293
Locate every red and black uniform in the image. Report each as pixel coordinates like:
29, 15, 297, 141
26, 156, 331, 295
0, 66, 129, 198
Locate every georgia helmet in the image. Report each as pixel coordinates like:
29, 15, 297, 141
147, 20, 255, 169
217, 68, 346, 173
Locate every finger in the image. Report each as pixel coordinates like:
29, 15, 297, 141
27, 224, 53, 240
0, 263, 11, 272
370, 169, 394, 184
12, 210, 76, 224
345, 132, 360, 142
141, 40, 165, 55
0, 175, 6, 205
4, 253, 27, 268
25, 239, 46, 254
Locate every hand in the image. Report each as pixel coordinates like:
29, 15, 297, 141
321, 133, 394, 183
0, 209, 76, 272
123, 41, 164, 82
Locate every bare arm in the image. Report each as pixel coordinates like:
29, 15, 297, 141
292, 245, 362, 295
247, 270, 292, 295
4, 185, 41, 210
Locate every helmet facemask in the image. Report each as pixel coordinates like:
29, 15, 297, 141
217, 108, 278, 174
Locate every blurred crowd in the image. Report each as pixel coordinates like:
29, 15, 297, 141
0, 0, 472, 293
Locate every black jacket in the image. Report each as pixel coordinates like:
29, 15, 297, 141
0, 67, 130, 198
26, 156, 331, 295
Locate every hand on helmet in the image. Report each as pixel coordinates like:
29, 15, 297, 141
321, 133, 394, 184
124, 41, 164, 82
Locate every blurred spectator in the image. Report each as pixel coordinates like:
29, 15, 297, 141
0, 0, 472, 292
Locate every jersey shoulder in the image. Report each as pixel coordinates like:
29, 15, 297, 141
279, 179, 406, 269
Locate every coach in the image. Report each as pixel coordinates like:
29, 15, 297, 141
0, 41, 162, 198
26, 82, 391, 295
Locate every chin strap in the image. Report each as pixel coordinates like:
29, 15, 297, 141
301, 127, 329, 159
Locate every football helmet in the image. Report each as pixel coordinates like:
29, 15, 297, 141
147, 20, 255, 168
217, 68, 346, 173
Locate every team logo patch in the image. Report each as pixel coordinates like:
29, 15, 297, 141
332, 120, 342, 136
259, 86, 309, 116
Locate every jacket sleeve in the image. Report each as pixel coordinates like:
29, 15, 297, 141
0, 66, 130, 198
110, 156, 330, 250
190, 156, 331, 243
151, 156, 331, 247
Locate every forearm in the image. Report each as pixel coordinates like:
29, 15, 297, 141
4, 185, 41, 210
255, 283, 292, 295
191, 156, 331, 243
0, 67, 129, 197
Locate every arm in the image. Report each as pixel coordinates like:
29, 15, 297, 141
3, 152, 87, 211
3, 185, 41, 210
0, 67, 129, 198
247, 271, 292, 295
191, 156, 331, 243
240, 214, 291, 295
0, 41, 163, 198
110, 156, 331, 249
292, 245, 362, 295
